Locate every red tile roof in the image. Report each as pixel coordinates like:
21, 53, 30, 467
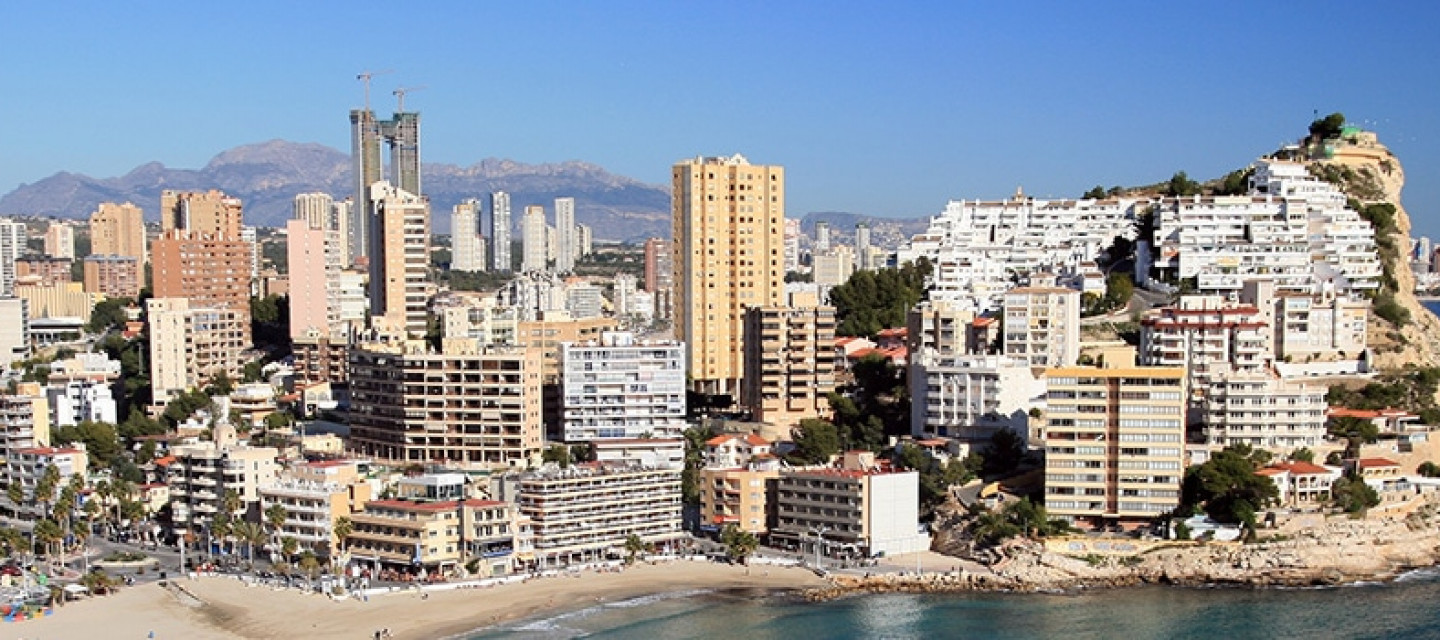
877, 327, 908, 338
1260, 461, 1333, 476
153, 455, 178, 467
15, 447, 83, 456
1357, 458, 1401, 469
1329, 407, 1414, 419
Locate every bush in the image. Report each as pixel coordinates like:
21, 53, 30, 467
1373, 293, 1410, 327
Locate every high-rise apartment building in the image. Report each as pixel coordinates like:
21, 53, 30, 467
555, 197, 576, 273
643, 238, 673, 322
490, 191, 512, 272
855, 223, 871, 259
576, 224, 592, 259
672, 154, 785, 396
350, 106, 422, 260
43, 223, 74, 260
367, 181, 431, 338
286, 219, 341, 341
741, 302, 838, 433
151, 229, 253, 344
1044, 356, 1186, 528
521, 205, 547, 272
332, 198, 354, 267
147, 297, 248, 407
560, 332, 686, 442
348, 340, 543, 468
814, 221, 832, 254
293, 192, 334, 231
89, 202, 148, 264
82, 255, 141, 300
0, 222, 27, 297
1139, 295, 1270, 393
160, 190, 243, 239
1001, 284, 1081, 367
451, 199, 485, 272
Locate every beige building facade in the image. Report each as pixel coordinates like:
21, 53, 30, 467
348, 340, 544, 468
673, 154, 785, 397
741, 302, 837, 433
89, 202, 148, 264
1044, 361, 1186, 528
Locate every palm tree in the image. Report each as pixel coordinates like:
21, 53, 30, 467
209, 514, 232, 558
5, 482, 23, 510
264, 503, 287, 552
33, 518, 64, 567
720, 525, 758, 565
71, 518, 91, 571
280, 536, 298, 561
0, 526, 26, 561
331, 516, 353, 560
298, 550, 321, 582
624, 534, 646, 565
232, 521, 266, 573
34, 464, 61, 517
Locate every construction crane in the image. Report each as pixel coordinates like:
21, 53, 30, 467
393, 85, 427, 112
356, 69, 394, 111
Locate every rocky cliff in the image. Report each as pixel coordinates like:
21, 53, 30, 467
1313, 135, 1440, 371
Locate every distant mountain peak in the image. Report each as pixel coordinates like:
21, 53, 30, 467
0, 140, 671, 241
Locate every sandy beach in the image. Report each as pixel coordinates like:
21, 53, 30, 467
20, 560, 828, 640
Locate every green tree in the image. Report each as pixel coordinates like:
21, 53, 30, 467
720, 524, 759, 565
332, 516, 353, 557
542, 444, 573, 468
1102, 272, 1134, 311
789, 419, 841, 464
1328, 416, 1380, 446
623, 533, 646, 565
1164, 171, 1201, 197
1180, 445, 1279, 526
681, 425, 716, 505
233, 521, 267, 572
829, 258, 932, 337
51, 420, 122, 468
86, 298, 133, 334
265, 503, 288, 551
1418, 462, 1440, 478
983, 429, 1026, 476
1309, 112, 1346, 141
1082, 185, 1107, 199
1331, 475, 1380, 514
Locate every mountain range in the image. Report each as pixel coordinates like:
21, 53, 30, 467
0, 140, 932, 245
0, 140, 674, 242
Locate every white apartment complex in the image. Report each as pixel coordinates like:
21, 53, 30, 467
516, 464, 684, 566
897, 194, 1138, 313
908, 353, 1043, 442
1201, 375, 1327, 451
451, 199, 485, 272
560, 332, 686, 442
1148, 159, 1380, 293
1139, 295, 1270, 392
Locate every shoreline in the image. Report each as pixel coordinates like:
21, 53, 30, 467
22, 499, 1440, 639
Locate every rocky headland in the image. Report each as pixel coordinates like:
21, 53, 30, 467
806, 496, 1440, 601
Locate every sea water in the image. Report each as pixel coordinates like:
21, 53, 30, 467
472, 302, 1440, 640
470, 568, 1440, 639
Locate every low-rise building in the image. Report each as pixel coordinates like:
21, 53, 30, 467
770, 458, 922, 558
1255, 461, 1340, 508
347, 498, 523, 576
592, 438, 685, 470
46, 380, 117, 427
5, 446, 87, 505
166, 439, 280, 540
908, 353, 1043, 442
257, 460, 373, 557
699, 462, 781, 536
516, 463, 683, 567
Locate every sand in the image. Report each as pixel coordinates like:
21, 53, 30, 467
21, 560, 828, 640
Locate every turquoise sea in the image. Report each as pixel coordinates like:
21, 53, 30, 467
471, 568, 1440, 639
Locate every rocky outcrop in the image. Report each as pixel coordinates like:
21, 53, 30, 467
1315, 134, 1440, 371
807, 498, 1440, 600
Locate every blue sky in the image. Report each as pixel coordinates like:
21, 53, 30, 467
5, 2, 1440, 237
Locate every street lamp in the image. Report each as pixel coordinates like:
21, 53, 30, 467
808, 525, 829, 571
